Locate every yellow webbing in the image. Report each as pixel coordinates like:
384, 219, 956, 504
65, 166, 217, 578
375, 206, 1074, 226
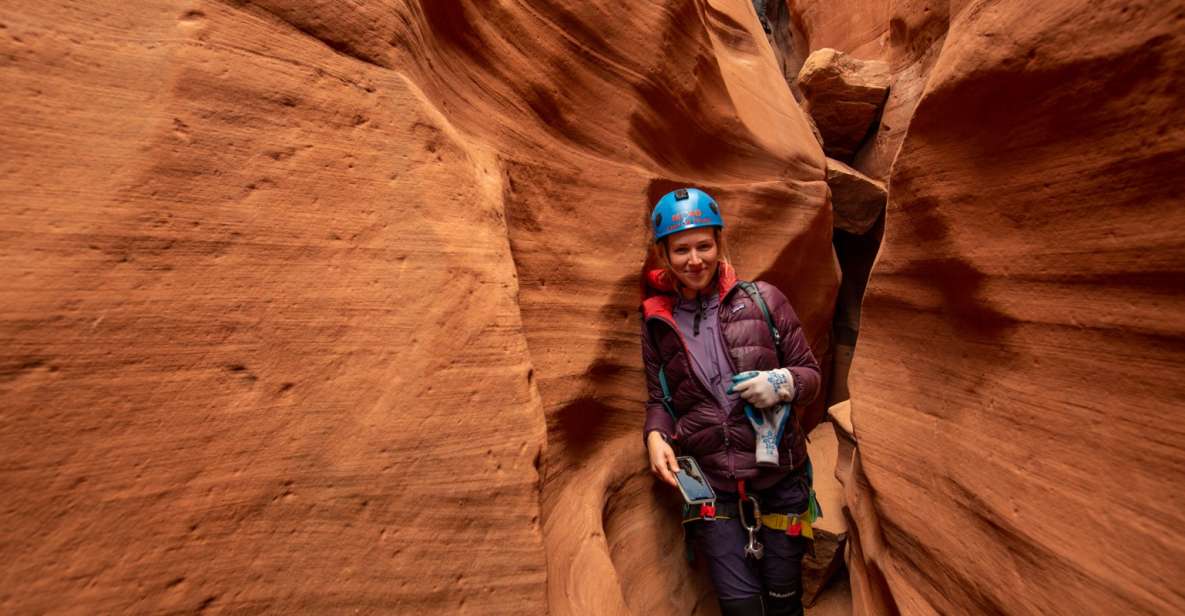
761, 513, 816, 540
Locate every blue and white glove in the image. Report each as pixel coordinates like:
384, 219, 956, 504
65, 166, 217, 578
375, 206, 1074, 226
731, 370, 796, 467
742, 403, 790, 467
729, 369, 795, 409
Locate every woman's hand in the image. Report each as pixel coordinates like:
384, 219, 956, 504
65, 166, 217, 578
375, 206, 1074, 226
646, 431, 679, 487
729, 368, 795, 408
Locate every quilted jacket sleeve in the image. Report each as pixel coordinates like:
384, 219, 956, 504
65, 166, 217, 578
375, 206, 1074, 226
640, 319, 676, 441
756, 282, 821, 405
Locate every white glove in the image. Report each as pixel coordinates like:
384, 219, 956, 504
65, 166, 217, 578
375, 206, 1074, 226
743, 403, 790, 467
729, 368, 795, 409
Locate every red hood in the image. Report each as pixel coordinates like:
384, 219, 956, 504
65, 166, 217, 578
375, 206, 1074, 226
641, 261, 738, 321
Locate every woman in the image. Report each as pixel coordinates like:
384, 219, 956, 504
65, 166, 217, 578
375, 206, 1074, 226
641, 188, 822, 616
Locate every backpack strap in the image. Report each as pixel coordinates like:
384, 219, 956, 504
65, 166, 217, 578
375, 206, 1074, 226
737, 281, 784, 365
658, 281, 780, 421
658, 364, 677, 421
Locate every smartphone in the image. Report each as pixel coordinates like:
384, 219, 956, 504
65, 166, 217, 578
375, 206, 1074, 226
675, 456, 716, 504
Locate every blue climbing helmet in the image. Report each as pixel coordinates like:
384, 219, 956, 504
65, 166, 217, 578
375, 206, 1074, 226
650, 188, 724, 242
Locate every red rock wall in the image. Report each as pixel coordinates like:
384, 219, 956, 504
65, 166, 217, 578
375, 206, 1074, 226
0, 2, 550, 612
0, 1, 838, 613
846, 0, 1185, 613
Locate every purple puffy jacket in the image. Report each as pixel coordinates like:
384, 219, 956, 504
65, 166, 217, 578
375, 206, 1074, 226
641, 262, 821, 491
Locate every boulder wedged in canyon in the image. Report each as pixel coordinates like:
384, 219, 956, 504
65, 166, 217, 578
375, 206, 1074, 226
0, 1, 839, 613
785, 0, 952, 181
826, 158, 887, 235
796, 48, 890, 160
846, 0, 1185, 614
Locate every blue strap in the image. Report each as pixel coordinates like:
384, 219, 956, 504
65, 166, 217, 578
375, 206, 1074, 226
658, 365, 677, 421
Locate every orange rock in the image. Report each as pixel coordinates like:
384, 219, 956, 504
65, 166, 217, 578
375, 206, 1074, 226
0, 1, 837, 613
797, 48, 891, 160
850, 0, 1185, 614
826, 158, 887, 235
0, 2, 549, 613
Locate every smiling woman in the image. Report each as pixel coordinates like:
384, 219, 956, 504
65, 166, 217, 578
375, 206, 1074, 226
649, 188, 730, 299
660, 227, 722, 295
639, 188, 823, 616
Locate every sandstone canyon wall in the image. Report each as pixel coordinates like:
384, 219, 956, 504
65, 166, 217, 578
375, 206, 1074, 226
1, 1, 837, 613
3, 0, 1183, 614
0, 2, 551, 612
785, 0, 1185, 614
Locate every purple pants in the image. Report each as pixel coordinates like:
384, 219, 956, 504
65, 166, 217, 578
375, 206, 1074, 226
691, 471, 809, 602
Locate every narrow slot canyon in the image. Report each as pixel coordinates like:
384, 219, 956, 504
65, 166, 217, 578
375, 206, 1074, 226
1, 1, 1182, 615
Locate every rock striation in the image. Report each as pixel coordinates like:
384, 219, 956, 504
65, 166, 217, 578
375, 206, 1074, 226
0, 2, 550, 613
799, 0, 1185, 614
5, 0, 1181, 614
0, 1, 837, 613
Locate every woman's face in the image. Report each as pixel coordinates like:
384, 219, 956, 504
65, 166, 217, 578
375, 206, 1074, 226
665, 227, 719, 295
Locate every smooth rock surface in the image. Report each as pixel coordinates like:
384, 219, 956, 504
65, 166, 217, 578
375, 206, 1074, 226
826, 158, 887, 235
13, 1, 1180, 614
850, 0, 1185, 613
797, 48, 890, 160
0, 2, 549, 613
0, 1, 839, 614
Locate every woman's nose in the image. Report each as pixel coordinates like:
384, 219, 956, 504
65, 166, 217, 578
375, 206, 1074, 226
688, 251, 703, 266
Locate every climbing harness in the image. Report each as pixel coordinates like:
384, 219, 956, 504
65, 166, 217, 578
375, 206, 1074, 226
680, 467, 823, 562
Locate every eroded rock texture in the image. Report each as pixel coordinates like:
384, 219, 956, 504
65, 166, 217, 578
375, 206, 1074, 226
0, 2, 549, 613
0, 1, 838, 613
10, 0, 1176, 613
786, 0, 950, 181
841, 0, 1185, 614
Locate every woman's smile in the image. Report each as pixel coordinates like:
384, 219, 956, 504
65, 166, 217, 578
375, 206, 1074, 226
665, 227, 720, 297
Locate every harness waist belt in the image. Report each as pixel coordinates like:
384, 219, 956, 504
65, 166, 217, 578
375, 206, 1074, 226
681, 501, 816, 539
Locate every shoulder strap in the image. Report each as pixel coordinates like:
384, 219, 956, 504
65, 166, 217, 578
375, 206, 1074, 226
646, 318, 679, 421
656, 283, 779, 421
738, 281, 783, 365
658, 364, 677, 421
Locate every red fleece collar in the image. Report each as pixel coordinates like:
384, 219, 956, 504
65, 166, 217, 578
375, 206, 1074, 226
642, 262, 738, 321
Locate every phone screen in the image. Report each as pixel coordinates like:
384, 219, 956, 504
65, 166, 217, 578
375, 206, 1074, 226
675, 456, 716, 504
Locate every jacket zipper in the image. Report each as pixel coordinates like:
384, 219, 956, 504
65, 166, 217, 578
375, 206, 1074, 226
693, 293, 704, 336
717, 289, 740, 478
647, 315, 714, 397
649, 284, 761, 479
